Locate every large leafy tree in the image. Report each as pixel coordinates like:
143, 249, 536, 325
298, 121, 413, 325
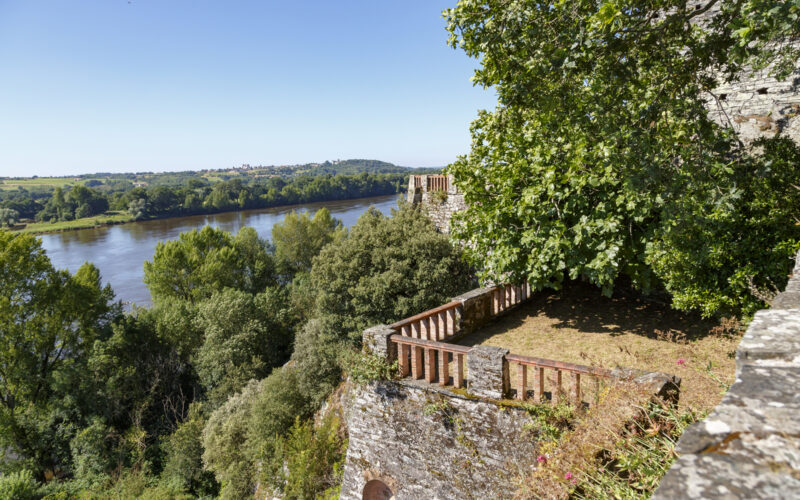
144, 226, 277, 305
0, 232, 119, 474
445, 0, 800, 316
310, 203, 473, 341
271, 207, 345, 278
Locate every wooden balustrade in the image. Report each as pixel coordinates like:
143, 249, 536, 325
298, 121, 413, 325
412, 174, 449, 192
506, 353, 610, 406
391, 334, 469, 388
390, 301, 461, 342
491, 281, 531, 316
426, 175, 448, 192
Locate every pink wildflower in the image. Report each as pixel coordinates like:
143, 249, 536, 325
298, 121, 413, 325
537, 455, 547, 464
565, 472, 573, 480
676, 358, 686, 367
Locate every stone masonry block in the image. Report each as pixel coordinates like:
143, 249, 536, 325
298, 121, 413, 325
467, 345, 510, 399
362, 325, 397, 362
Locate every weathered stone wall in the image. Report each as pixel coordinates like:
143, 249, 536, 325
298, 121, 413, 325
687, 0, 800, 143
654, 251, 800, 499
706, 66, 800, 143
339, 380, 541, 500
407, 174, 467, 234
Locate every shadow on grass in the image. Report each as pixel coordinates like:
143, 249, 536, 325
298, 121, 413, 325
461, 280, 718, 346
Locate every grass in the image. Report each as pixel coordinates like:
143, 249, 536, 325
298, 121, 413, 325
13, 211, 133, 234
457, 281, 741, 413
451, 282, 740, 498
0, 176, 110, 191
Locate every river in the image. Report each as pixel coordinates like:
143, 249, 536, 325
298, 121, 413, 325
38, 194, 401, 306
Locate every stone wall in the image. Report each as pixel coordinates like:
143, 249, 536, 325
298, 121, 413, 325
654, 251, 800, 499
706, 67, 800, 143
687, 0, 800, 143
339, 380, 541, 500
407, 174, 467, 234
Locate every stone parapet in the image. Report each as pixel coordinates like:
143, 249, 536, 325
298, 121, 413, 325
362, 324, 397, 362
339, 380, 541, 500
654, 251, 800, 499
467, 345, 510, 399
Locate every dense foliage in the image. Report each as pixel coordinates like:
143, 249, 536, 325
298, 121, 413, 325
311, 203, 474, 342
445, 0, 800, 317
0, 199, 472, 497
1, 159, 439, 228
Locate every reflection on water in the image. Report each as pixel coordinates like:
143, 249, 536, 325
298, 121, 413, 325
39, 194, 401, 306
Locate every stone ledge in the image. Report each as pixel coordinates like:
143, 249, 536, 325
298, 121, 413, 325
655, 452, 800, 500
654, 251, 800, 499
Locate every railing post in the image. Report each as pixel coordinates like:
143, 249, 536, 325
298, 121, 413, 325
467, 346, 510, 399
439, 350, 449, 386
556, 370, 563, 404
411, 321, 420, 339
362, 325, 397, 363
535, 366, 545, 403
425, 348, 436, 383
516, 364, 527, 401
398, 344, 410, 377
412, 346, 423, 379
447, 307, 456, 337
456, 354, 465, 388
573, 372, 581, 404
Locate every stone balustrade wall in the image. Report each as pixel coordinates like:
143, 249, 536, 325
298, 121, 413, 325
654, 251, 800, 499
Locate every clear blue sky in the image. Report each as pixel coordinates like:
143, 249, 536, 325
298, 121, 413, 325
0, 1, 496, 177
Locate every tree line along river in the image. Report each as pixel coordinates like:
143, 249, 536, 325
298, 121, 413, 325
38, 194, 400, 306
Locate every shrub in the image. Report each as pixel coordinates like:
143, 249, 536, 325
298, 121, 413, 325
291, 319, 345, 409
161, 403, 218, 498
260, 413, 347, 500
340, 349, 397, 385
0, 470, 40, 500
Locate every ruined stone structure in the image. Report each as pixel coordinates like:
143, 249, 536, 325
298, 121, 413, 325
406, 174, 466, 234
707, 67, 800, 143
654, 250, 800, 499
688, 0, 800, 143
341, 284, 678, 499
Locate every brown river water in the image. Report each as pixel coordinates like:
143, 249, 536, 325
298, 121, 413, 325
38, 194, 400, 306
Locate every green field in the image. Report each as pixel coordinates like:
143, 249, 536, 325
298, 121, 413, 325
15, 211, 133, 234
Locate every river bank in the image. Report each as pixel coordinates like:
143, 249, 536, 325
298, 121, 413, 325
37, 194, 400, 305
13, 192, 406, 236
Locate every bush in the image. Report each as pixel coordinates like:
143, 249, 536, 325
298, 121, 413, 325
202, 379, 264, 500
0, 470, 40, 500
291, 319, 345, 408
340, 349, 397, 385
310, 202, 473, 343
261, 413, 347, 500
161, 404, 218, 498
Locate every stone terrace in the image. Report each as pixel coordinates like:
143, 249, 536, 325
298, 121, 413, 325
452, 282, 740, 412
364, 282, 681, 408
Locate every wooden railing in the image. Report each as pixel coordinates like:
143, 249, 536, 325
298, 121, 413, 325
506, 353, 611, 405
426, 175, 448, 192
390, 301, 462, 342
411, 174, 449, 193
391, 334, 470, 388
492, 282, 531, 315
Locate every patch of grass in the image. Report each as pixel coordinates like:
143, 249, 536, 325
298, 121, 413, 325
457, 282, 741, 412
13, 211, 133, 234
0, 176, 110, 191
519, 381, 696, 499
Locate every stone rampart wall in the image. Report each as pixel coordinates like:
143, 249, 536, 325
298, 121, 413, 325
654, 251, 800, 498
339, 381, 541, 500
407, 174, 467, 234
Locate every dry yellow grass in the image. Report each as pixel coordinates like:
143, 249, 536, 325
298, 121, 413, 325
457, 282, 742, 412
